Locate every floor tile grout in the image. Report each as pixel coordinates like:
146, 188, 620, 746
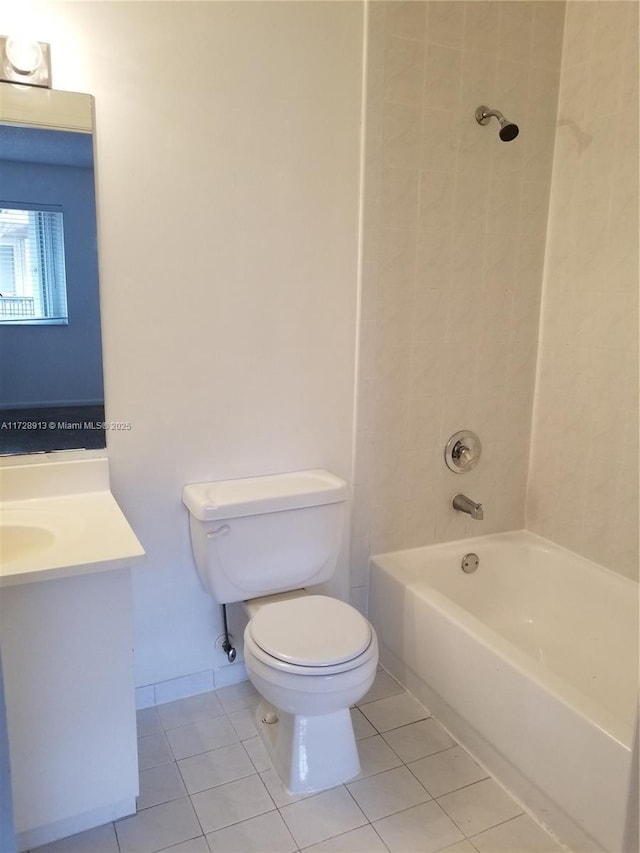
33, 675, 562, 852
138, 693, 519, 847
403, 759, 492, 800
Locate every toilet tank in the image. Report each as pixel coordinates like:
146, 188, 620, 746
182, 470, 348, 604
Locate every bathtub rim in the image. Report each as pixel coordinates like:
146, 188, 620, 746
370, 529, 638, 749
372, 528, 639, 593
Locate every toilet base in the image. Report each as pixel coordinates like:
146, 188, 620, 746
255, 700, 361, 794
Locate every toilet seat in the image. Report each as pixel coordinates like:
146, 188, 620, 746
246, 595, 375, 675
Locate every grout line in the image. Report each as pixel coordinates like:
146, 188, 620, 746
358, 713, 431, 734
425, 770, 494, 802
239, 737, 264, 776
188, 794, 277, 845
112, 819, 122, 853
132, 681, 561, 852
355, 689, 406, 707
465, 810, 529, 843
426, 796, 471, 840
436, 791, 525, 842
369, 821, 393, 853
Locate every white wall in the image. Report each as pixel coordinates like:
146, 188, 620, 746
1, 1, 364, 690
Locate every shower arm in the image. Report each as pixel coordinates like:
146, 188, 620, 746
475, 106, 506, 125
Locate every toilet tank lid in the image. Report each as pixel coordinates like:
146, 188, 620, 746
182, 469, 348, 521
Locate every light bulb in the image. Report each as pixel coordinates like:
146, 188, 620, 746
5, 35, 43, 75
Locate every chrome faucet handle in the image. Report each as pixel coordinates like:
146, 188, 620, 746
452, 443, 473, 466
445, 431, 481, 473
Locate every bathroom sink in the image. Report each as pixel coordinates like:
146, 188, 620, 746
0, 457, 144, 586
1, 524, 56, 562
0, 508, 83, 565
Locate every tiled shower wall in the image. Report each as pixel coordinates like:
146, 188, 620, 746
527, 1, 639, 581
350, 1, 564, 605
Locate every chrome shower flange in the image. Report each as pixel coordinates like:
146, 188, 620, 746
475, 105, 491, 125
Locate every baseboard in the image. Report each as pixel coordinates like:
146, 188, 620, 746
135, 663, 248, 709
16, 798, 135, 852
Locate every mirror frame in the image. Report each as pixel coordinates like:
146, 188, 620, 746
0, 84, 93, 133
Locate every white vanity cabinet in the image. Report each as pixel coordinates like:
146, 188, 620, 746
0, 458, 144, 851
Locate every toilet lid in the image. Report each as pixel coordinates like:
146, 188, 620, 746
248, 595, 372, 667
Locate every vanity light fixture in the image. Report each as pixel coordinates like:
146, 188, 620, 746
1, 35, 51, 88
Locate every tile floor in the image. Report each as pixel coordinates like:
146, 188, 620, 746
31, 671, 565, 853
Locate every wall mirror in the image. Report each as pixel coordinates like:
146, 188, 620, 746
0, 85, 105, 455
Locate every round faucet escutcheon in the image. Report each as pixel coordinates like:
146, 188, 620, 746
445, 431, 481, 473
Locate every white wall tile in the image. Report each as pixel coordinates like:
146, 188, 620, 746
463, 2, 500, 58
155, 672, 215, 707
425, 45, 463, 112
384, 37, 427, 106
421, 108, 460, 172
527, 0, 638, 581
382, 102, 423, 169
213, 662, 249, 690
385, 1, 427, 42
136, 685, 156, 711
427, 2, 465, 50
357, 0, 634, 594
562, 2, 595, 68
498, 3, 535, 66
460, 50, 496, 117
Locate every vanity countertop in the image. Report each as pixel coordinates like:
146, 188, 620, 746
0, 455, 144, 587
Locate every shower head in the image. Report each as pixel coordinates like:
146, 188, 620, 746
475, 105, 519, 142
498, 118, 519, 142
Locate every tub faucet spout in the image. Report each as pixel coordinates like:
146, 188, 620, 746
452, 494, 484, 520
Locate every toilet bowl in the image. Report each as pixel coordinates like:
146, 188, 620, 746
182, 469, 379, 794
243, 593, 378, 792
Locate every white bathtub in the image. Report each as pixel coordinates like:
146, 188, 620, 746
369, 530, 638, 853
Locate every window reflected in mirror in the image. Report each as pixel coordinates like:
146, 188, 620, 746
0, 205, 68, 324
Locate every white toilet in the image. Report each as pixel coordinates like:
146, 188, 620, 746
182, 469, 378, 793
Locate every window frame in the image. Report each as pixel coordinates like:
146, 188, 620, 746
0, 202, 69, 326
